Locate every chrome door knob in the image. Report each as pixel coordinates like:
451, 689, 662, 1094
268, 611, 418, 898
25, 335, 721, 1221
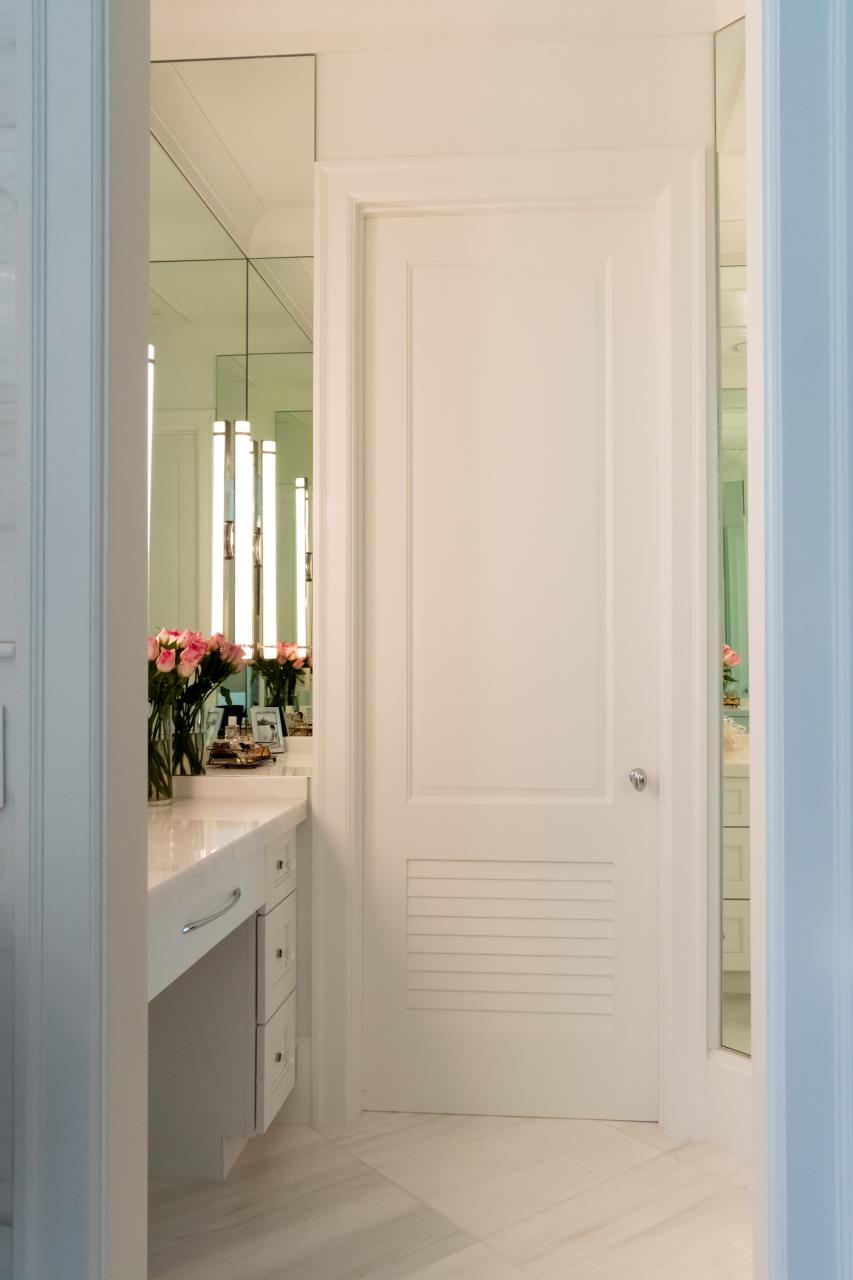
628, 768, 647, 792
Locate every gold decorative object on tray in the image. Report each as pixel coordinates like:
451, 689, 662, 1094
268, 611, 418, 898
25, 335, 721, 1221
208, 741, 272, 769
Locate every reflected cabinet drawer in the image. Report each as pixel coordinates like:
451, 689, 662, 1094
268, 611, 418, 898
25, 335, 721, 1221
722, 776, 750, 827
722, 827, 751, 899
722, 899, 751, 973
256, 989, 296, 1133
257, 890, 296, 1023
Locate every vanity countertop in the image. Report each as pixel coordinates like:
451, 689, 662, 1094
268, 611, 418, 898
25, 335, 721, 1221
148, 775, 309, 918
723, 735, 750, 777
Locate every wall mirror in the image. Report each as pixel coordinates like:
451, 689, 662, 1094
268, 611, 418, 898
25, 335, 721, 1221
148, 56, 315, 721
715, 19, 750, 1055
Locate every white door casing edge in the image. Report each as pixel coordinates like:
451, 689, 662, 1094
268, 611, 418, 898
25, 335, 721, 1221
312, 147, 710, 1138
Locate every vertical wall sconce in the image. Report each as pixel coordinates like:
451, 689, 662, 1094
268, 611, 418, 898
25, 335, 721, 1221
261, 441, 277, 656
234, 421, 255, 652
211, 421, 273, 655
211, 421, 228, 635
147, 344, 155, 560
295, 476, 309, 650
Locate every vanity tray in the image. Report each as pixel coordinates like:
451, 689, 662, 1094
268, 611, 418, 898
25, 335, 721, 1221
207, 742, 272, 770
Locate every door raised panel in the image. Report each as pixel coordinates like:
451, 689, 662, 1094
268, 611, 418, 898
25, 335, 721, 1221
408, 261, 607, 800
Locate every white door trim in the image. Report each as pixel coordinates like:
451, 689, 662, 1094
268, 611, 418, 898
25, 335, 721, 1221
14, 0, 150, 1276
312, 147, 711, 1137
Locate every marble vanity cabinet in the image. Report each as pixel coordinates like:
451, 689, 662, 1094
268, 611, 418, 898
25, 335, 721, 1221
148, 773, 309, 1180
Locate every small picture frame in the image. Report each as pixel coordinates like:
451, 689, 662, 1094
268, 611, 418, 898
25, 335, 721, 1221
204, 707, 224, 747
250, 706, 286, 754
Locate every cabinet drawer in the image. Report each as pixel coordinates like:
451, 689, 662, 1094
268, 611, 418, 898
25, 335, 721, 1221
262, 834, 297, 914
149, 855, 264, 1001
722, 899, 751, 973
256, 990, 296, 1133
722, 776, 750, 827
722, 827, 751, 899
257, 891, 296, 1023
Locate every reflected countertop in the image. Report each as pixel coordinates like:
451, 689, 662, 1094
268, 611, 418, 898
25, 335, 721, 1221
723, 732, 750, 777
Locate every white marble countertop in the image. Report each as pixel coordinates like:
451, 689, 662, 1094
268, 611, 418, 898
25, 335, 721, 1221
148, 775, 309, 917
723, 734, 750, 778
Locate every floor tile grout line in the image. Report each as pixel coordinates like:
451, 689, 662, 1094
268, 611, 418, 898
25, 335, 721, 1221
310, 1118, 718, 1255
308, 1115, 752, 1271
308, 1121, 484, 1252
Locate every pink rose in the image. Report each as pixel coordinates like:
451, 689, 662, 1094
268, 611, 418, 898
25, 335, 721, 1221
292, 657, 304, 670
722, 644, 741, 668
177, 639, 207, 676
157, 628, 182, 644
178, 629, 205, 650
207, 633, 224, 653
155, 648, 176, 673
224, 642, 248, 670
147, 636, 159, 662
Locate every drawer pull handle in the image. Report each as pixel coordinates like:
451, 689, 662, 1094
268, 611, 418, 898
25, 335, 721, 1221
275, 946, 293, 965
274, 1050, 293, 1068
181, 888, 242, 935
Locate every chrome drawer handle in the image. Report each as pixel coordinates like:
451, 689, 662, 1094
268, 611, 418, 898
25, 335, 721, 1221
181, 888, 242, 935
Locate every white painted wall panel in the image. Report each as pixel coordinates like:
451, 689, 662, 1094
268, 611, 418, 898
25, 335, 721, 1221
317, 36, 714, 160
0, 0, 13, 1266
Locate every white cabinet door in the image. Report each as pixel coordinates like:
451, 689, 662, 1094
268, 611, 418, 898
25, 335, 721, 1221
362, 198, 662, 1119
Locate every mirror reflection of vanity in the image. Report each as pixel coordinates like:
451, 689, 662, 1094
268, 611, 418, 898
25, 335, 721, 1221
146, 55, 316, 1188
716, 19, 751, 1057
148, 55, 314, 721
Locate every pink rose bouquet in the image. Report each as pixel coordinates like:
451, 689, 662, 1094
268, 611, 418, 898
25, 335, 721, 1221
722, 643, 742, 701
172, 632, 248, 775
253, 642, 313, 717
148, 629, 249, 791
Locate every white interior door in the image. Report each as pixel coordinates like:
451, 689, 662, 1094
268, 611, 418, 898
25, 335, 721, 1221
362, 199, 663, 1120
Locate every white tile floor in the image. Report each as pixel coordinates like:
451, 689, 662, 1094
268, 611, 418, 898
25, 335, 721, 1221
149, 1113, 753, 1279
722, 992, 752, 1056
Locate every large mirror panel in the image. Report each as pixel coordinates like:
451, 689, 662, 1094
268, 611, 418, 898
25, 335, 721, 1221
148, 57, 314, 727
715, 19, 750, 1056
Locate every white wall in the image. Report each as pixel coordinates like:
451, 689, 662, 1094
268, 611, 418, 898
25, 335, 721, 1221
0, 0, 13, 1263
316, 36, 714, 161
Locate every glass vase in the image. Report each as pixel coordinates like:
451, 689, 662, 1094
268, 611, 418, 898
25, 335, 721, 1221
173, 727, 207, 777
148, 708, 174, 805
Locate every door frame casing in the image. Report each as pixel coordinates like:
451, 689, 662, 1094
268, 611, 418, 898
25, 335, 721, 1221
13, 0, 150, 1275
312, 147, 712, 1137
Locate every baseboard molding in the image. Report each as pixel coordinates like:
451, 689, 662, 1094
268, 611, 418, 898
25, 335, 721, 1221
707, 1048, 752, 1158
281, 1036, 312, 1126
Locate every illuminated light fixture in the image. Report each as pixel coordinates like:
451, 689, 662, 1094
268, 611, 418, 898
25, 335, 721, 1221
295, 476, 308, 650
147, 345, 155, 559
211, 421, 227, 635
261, 441, 277, 656
234, 421, 255, 652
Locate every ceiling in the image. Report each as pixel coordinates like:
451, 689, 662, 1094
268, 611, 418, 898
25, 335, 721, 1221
150, 138, 242, 261
150, 55, 314, 260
